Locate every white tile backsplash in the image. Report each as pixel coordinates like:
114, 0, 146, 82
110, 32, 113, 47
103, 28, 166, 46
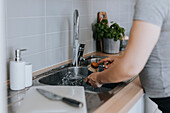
7, 35, 45, 58
23, 52, 47, 72
60, 46, 70, 62
46, 31, 72, 50
46, 33, 62, 50
73, 0, 93, 16
93, 0, 107, 15
6, 0, 136, 73
84, 40, 92, 54
79, 16, 93, 29
46, 48, 61, 67
7, 18, 45, 38
46, 0, 73, 16
46, 16, 72, 33
79, 29, 92, 42
7, 0, 45, 17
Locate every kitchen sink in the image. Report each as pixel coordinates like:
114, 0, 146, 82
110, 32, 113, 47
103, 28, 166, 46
33, 55, 125, 94
38, 67, 122, 93
32, 55, 134, 113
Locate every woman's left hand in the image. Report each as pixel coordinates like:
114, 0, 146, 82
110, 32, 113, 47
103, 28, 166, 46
84, 72, 103, 88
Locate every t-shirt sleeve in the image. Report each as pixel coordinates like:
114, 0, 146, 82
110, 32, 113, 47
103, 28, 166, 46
134, 0, 169, 27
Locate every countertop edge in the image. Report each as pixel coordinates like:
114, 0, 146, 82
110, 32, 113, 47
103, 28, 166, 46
92, 77, 144, 113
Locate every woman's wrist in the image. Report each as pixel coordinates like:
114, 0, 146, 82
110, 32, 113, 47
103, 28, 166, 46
96, 72, 104, 84
96, 70, 110, 84
97, 68, 115, 84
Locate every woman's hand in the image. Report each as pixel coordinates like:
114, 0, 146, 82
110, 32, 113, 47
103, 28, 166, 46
84, 72, 102, 88
85, 56, 121, 88
98, 56, 120, 69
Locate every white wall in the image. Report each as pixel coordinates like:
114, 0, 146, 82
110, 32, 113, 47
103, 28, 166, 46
0, 0, 7, 112
6, 0, 136, 72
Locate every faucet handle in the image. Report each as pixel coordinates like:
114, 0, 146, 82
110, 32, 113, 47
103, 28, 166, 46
79, 43, 85, 51
78, 43, 85, 65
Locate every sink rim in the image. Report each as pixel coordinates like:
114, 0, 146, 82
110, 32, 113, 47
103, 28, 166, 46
33, 64, 134, 94
36, 66, 120, 93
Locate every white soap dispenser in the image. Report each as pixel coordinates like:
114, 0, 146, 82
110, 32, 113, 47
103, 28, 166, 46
10, 49, 26, 90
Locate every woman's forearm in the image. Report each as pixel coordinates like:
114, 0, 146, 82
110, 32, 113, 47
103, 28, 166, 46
97, 56, 137, 83
97, 20, 161, 84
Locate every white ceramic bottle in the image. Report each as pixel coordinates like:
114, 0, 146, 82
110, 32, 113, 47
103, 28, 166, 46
10, 49, 26, 90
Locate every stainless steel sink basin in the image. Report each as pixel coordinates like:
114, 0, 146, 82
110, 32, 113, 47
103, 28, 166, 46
38, 67, 122, 93
32, 55, 134, 113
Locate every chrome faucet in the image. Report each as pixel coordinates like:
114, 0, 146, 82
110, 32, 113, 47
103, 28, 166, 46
72, 9, 85, 66
72, 9, 80, 66
77, 43, 85, 65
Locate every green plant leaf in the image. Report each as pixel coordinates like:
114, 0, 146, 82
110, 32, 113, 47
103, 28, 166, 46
104, 29, 108, 33
98, 23, 102, 27
106, 26, 110, 29
111, 34, 114, 38
97, 37, 100, 41
101, 25, 105, 30
100, 32, 104, 37
95, 23, 98, 27
96, 28, 101, 32
101, 19, 108, 25
93, 19, 125, 41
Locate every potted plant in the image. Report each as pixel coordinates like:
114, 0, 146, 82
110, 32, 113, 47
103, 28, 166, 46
94, 19, 125, 54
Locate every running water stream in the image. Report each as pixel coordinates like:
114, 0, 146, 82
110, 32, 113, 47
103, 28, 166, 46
71, 40, 82, 80
75, 40, 78, 76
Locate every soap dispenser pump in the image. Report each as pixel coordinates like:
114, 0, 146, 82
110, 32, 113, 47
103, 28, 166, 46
10, 49, 26, 90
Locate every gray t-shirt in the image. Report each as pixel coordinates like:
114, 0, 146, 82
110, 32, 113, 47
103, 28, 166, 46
134, 0, 170, 98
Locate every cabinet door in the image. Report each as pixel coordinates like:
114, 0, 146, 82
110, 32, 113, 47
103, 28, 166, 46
128, 96, 144, 113
128, 95, 162, 113
144, 95, 160, 113
155, 108, 162, 113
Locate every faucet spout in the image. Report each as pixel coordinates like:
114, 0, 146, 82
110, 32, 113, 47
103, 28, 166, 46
73, 10, 79, 40
72, 9, 80, 66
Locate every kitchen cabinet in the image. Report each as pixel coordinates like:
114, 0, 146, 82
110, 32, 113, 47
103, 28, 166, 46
144, 95, 162, 113
128, 95, 162, 113
155, 109, 162, 113
128, 96, 144, 113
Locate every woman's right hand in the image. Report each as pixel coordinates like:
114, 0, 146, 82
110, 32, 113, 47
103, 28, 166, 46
98, 56, 120, 69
